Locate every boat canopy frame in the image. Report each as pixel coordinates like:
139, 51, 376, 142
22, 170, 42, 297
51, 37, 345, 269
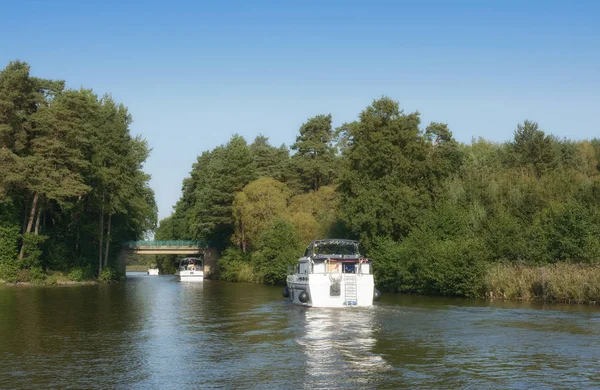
305, 239, 361, 260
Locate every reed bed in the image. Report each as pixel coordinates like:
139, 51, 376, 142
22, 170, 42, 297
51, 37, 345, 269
484, 263, 600, 304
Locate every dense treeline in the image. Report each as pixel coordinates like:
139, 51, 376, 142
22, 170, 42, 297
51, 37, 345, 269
0, 61, 157, 283
158, 95, 600, 301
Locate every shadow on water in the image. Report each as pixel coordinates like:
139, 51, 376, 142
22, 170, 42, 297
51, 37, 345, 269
1, 274, 600, 389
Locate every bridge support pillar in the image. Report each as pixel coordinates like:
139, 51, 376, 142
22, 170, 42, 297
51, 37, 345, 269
118, 249, 130, 276
203, 247, 220, 278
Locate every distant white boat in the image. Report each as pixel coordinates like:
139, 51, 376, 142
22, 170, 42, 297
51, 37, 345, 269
284, 239, 380, 307
147, 266, 159, 276
176, 257, 203, 282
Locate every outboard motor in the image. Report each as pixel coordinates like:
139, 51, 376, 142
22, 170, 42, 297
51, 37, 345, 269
282, 286, 290, 298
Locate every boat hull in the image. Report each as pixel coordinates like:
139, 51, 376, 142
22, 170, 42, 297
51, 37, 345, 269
147, 269, 159, 276
287, 274, 374, 307
177, 270, 204, 282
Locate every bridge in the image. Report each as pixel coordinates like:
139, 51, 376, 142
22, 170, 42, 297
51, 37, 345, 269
119, 240, 219, 276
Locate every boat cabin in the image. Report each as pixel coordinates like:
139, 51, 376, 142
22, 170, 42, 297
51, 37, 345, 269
178, 257, 203, 271
297, 239, 371, 275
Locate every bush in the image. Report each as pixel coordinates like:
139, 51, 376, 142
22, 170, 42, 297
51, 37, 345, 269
370, 229, 488, 298
14, 267, 45, 283
0, 261, 18, 283
0, 224, 20, 282
252, 219, 303, 285
20, 233, 48, 269
537, 201, 600, 263
99, 267, 118, 282
218, 247, 258, 283
68, 267, 85, 282
68, 266, 94, 282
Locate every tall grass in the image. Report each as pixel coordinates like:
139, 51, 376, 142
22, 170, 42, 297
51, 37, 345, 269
484, 263, 600, 304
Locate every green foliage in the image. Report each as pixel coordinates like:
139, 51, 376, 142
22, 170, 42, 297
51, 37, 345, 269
98, 267, 118, 282
536, 201, 600, 263
252, 219, 303, 284
0, 224, 19, 278
145, 96, 600, 302
339, 97, 461, 244
186, 135, 257, 248
290, 114, 337, 192
68, 266, 94, 282
372, 235, 488, 298
250, 135, 290, 182
15, 267, 45, 283
68, 268, 85, 282
0, 60, 157, 281
217, 247, 257, 283
20, 233, 48, 268
232, 177, 291, 251
370, 202, 488, 298
511, 120, 556, 177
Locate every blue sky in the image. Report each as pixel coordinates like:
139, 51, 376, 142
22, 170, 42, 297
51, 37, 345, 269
2, 0, 598, 220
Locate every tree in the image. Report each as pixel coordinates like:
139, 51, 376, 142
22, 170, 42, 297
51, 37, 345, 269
189, 135, 257, 249
89, 97, 156, 274
339, 97, 433, 244
251, 219, 303, 284
511, 120, 556, 177
290, 114, 337, 192
232, 178, 291, 252
250, 135, 290, 182
287, 185, 340, 239
0, 60, 157, 280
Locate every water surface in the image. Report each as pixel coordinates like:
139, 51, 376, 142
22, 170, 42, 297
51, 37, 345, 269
1, 273, 599, 388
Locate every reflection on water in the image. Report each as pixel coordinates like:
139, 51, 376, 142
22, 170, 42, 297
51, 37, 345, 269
1, 273, 600, 389
297, 308, 390, 388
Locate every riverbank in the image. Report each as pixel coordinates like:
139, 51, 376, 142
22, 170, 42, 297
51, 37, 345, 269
0, 270, 113, 287
219, 256, 600, 305
484, 263, 600, 304
126, 265, 149, 272
1, 280, 99, 287
5, 262, 600, 306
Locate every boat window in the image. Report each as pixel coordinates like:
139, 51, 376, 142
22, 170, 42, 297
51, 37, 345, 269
343, 264, 356, 273
314, 243, 358, 256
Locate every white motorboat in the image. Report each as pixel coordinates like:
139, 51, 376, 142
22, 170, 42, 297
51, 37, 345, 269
176, 257, 204, 282
284, 239, 380, 307
147, 265, 159, 276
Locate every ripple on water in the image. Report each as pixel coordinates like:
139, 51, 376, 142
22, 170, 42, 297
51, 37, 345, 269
1, 277, 600, 388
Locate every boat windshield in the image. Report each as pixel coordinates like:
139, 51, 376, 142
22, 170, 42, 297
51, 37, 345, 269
179, 258, 202, 267
313, 241, 358, 256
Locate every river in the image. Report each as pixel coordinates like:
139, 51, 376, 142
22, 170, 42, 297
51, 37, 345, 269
1, 272, 599, 389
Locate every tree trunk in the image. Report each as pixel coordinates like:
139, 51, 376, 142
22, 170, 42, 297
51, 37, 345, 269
99, 201, 104, 276
24, 193, 38, 234
18, 193, 39, 260
22, 200, 28, 233
104, 213, 112, 268
34, 207, 42, 235
240, 222, 246, 253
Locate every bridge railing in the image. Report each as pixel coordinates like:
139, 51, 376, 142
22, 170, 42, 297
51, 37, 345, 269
122, 240, 205, 248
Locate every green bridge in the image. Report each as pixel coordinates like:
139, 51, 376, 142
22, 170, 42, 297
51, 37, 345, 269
119, 241, 219, 276
123, 240, 205, 248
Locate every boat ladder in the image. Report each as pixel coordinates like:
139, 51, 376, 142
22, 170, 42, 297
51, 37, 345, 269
344, 274, 357, 305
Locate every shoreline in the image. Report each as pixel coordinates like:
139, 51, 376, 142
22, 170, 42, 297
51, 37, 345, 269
1, 280, 99, 287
